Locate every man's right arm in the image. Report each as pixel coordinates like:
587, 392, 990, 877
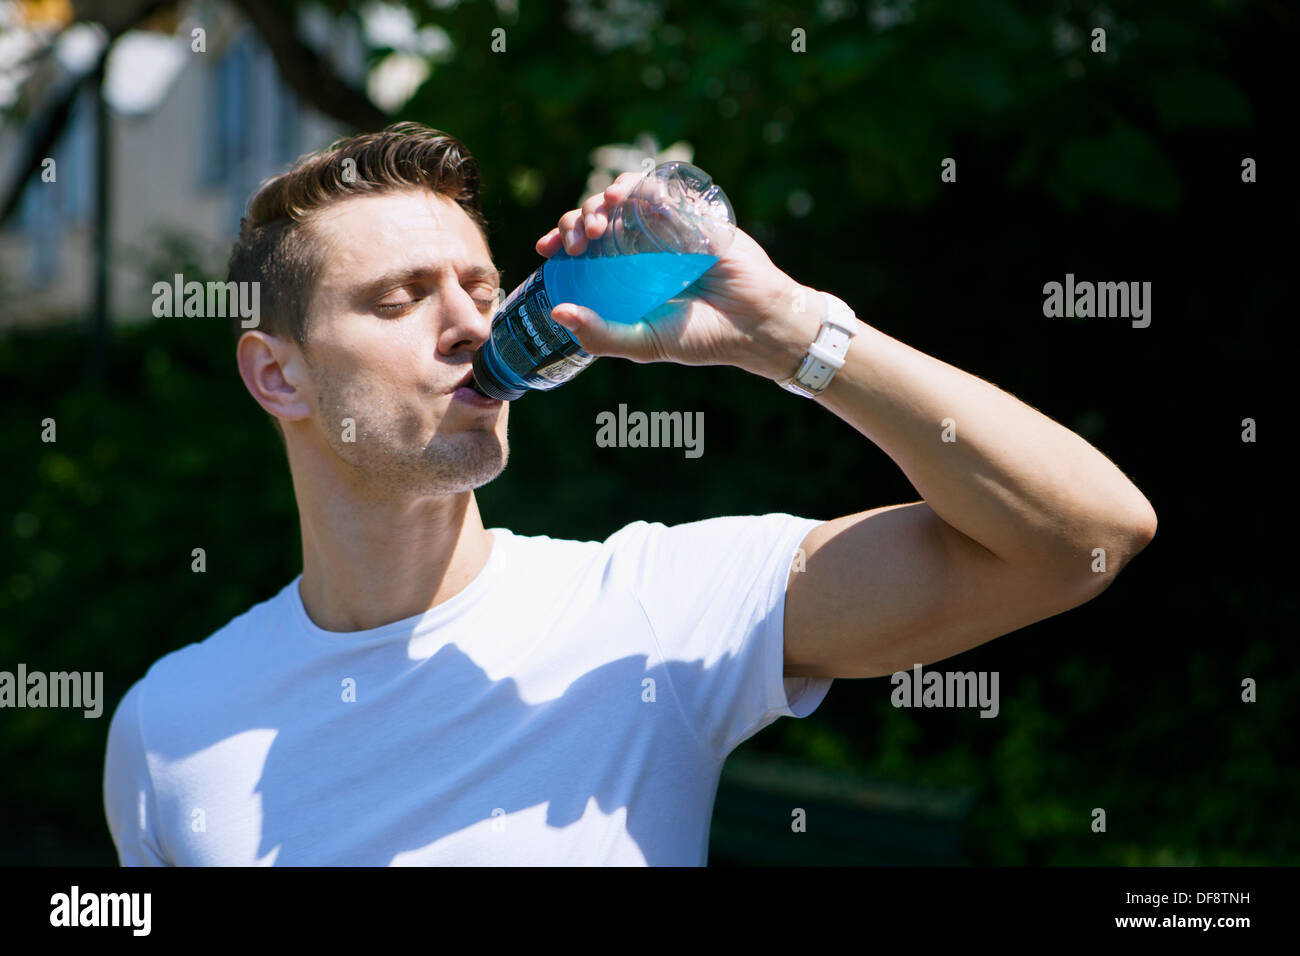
103, 679, 170, 866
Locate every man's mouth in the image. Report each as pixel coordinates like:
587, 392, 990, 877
450, 367, 494, 399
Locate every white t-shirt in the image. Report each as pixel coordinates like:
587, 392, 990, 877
103, 512, 832, 866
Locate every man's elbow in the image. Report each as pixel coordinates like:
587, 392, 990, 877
1116, 493, 1157, 561
1131, 500, 1158, 549
1073, 497, 1157, 597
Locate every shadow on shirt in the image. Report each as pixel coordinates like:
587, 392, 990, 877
142, 628, 766, 865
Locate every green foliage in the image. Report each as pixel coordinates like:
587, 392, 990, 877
375, 0, 1255, 246
0, 319, 299, 861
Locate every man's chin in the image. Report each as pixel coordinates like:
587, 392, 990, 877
313, 424, 507, 497
443, 452, 508, 493
410, 436, 508, 494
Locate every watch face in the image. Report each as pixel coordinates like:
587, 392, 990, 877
822, 294, 858, 328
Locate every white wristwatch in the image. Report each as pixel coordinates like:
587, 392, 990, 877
776, 292, 858, 398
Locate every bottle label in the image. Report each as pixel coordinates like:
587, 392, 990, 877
490, 268, 589, 387
535, 350, 595, 383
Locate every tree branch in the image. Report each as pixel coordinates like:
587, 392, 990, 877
1, 0, 388, 227
0, 0, 174, 226
225, 0, 388, 133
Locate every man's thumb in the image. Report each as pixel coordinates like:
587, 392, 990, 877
551, 303, 649, 360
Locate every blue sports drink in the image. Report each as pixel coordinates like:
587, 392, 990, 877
544, 249, 720, 325
470, 161, 735, 400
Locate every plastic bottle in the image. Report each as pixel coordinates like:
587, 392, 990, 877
470, 161, 735, 400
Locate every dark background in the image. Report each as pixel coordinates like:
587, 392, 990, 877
1, 0, 1295, 865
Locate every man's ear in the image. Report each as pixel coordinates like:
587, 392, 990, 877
236, 330, 312, 426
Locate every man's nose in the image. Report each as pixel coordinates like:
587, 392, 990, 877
437, 286, 494, 352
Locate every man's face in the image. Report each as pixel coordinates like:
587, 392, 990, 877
295, 188, 508, 496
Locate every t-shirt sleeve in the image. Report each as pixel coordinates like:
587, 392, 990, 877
103, 678, 169, 866
609, 512, 833, 763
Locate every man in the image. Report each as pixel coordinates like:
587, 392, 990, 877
103, 122, 1155, 865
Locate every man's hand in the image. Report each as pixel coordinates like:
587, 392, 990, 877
535, 171, 822, 382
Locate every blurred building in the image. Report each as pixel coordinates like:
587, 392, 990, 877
0, 0, 356, 327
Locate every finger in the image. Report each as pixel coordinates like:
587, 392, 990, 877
544, 171, 649, 255
550, 303, 650, 362
601, 173, 640, 210
536, 226, 563, 257
557, 208, 587, 255
580, 175, 635, 238
579, 193, 607, 238
604, 171, 643, 204
587, 172, 644, 235
610, 170, 644, 191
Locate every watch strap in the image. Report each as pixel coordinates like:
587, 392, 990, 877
778, 293, 858, 398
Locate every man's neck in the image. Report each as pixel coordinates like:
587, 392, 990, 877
290, 448, 495, 634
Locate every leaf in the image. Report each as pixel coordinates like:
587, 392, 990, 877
1049, 121, 1182, 211
1144, 69, 1252, 130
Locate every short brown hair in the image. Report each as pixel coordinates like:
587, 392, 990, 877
227, 121, 488, 350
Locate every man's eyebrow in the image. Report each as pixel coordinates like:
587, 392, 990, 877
355, 262, 503, 300
464, 264, 504, 288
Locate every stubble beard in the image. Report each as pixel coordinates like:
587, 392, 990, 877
313, 363, 507, 499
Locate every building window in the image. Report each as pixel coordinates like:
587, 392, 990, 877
199, 28, 252, 186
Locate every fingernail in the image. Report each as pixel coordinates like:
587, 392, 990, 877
585, 213, 598, 233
